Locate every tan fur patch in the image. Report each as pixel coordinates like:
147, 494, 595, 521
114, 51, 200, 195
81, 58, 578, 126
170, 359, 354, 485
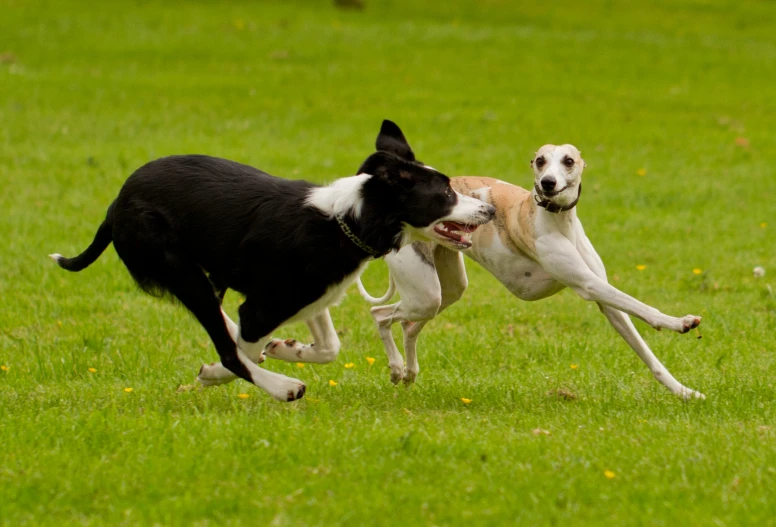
452, 177, 537, 257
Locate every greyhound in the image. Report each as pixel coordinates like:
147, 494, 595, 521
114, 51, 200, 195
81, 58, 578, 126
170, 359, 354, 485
357, 144, 704, 400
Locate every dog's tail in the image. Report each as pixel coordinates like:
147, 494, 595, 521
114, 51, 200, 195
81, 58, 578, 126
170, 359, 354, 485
356, 275, 396, 305
49, 202, 115, 272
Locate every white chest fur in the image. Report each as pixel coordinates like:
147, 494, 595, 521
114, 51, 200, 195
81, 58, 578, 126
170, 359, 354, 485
285, 262, 369, 324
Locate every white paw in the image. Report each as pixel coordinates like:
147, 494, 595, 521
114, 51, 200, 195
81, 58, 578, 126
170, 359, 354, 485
197, 363, 235, 387
265, 338, 305, 361
677, 386, 706, 400
675, 315, 702, 334
402, 367, 418, 385
264, 375, 307, 402
390, 363, 404, 385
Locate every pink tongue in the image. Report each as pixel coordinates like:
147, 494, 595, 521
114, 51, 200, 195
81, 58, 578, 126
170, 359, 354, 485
435, 224, 465, 242
442, 221, 477, 233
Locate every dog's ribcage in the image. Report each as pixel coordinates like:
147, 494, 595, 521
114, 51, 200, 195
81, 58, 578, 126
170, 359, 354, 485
283, 262, 368, 325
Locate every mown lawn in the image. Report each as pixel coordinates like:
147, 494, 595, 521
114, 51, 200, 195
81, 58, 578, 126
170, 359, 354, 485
1, 0, 775, 524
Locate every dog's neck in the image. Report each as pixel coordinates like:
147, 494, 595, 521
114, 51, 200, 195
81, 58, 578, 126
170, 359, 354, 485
532, 183, 582, 214
335, 214, 382, 258
307, 174, 409, 259
336, 210, 407, 258
305, 174, 371, 219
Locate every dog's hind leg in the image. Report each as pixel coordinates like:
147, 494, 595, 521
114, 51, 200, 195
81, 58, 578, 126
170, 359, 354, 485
400, 247, 468, 384
399, 320, 427, 384
369, 244, 442, 384
219, 308, 266, 364
264, 309, 341, 364
138, 256, 304, 401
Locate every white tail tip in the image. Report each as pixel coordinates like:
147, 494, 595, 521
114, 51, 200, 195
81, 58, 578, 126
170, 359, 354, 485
49, 253, 63, 262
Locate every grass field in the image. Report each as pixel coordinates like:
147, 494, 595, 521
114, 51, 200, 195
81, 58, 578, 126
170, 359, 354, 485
2, 0, 776, 524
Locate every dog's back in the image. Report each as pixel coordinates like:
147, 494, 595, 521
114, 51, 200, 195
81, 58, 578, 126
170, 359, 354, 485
451, 176, 537, 257
113, 155, 316, 287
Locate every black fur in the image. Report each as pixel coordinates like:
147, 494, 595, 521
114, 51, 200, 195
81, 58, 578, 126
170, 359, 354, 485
53, 120, 459, 390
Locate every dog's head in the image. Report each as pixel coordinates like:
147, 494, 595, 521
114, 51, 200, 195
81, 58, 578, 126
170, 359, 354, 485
357, 120, 495, 250
531, 144, 585, 210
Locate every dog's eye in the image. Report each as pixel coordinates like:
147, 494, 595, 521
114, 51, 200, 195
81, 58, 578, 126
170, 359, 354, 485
563, 156, 575, 168
535, 157, 545, 168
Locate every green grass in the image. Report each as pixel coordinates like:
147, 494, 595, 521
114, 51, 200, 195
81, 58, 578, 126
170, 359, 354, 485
2, 0, 776, 524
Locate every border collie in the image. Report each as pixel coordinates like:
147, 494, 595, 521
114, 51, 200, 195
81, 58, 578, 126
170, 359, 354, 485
49, 120, 496, 402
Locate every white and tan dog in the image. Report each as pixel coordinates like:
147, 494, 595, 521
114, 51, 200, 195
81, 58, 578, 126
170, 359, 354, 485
357, 144, 705, 400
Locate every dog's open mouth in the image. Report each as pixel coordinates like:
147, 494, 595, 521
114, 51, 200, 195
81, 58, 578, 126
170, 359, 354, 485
433, 221, 478, 248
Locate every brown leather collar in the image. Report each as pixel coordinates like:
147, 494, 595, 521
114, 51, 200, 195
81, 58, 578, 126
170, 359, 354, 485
534, 183, 582, 214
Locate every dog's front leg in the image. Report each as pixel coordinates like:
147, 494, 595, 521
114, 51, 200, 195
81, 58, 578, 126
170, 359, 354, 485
196, 336, 270, 387
222, 308, 266, 363
264, 309, 341, 364
198, 302, 306, 402
599, 306, 704, 399
572, 232, 704, 399
196, 309, 267, 387
536, 234, 701, 333
198, 339, 305, 401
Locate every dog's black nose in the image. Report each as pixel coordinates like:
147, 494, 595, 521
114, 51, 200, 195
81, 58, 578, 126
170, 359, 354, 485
540, 177, 556, 192
485, 203, 496, 220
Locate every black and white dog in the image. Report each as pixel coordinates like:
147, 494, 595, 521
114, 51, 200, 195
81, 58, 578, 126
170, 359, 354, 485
50, 120, 496, 402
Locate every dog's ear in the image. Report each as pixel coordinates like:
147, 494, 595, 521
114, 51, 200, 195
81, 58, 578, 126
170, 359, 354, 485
360, 152, 417, 191
375, 120, 415, 162
386, 169, 416, 190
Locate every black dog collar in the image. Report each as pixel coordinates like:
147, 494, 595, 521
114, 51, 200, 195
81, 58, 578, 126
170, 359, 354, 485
534, 183, 582, 214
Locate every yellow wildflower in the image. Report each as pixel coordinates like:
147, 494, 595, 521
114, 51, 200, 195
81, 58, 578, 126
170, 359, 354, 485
760, 222, 767, 229
570, 364, 579, 370
88, 367, 97, 373
0, 365, 9, 372
604, 470, 616, 479
366, 357, 376, 366
329, 380, 338, 387
296, 363, 305, 369
693, 268, 702, 275
636, 265, 646, 271
238, 393, 250, 399
461, 398, 472, 404
344, 362, 355, 369
636, 168, 647, 176
124, 387, 133, 393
